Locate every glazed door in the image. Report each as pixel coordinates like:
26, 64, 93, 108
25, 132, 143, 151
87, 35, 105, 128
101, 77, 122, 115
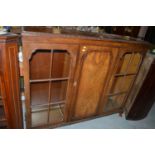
23, 44, 78, 128
103, 49, 145, 114
125, 54, 155, 120
71, 45, 117, 120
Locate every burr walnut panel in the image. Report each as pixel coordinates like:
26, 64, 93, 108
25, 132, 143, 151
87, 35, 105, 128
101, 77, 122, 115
74, 49, 111, 119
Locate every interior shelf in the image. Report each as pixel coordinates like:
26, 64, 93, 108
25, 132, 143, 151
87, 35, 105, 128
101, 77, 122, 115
30, 77, 69, 83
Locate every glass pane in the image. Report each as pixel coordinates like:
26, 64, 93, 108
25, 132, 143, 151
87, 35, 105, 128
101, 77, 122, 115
51, 50, 70, 78
104, 94, 126, 112
50, 81, 68, 103
30, 82, 49, 107
127, 53, 141, 74
30, 50, 70, 80
49, 105, 64, 124
110, 75, 135, 94
30, 50, 51, 80
118, 54, 132, 74
31, 105, 64, 127
117, 53, 141, 75
31, 110, 48, 127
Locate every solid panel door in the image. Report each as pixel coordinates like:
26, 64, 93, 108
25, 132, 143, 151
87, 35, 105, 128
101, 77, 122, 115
72, 46, 114, 120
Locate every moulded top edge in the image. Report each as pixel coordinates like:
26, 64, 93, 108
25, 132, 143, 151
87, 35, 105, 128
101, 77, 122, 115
0, 33, 19, 40
22, 30, 151, 46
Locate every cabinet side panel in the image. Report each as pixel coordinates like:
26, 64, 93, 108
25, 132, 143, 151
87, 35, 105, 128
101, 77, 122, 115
5, 44, 23, 128
74, 51, 110, 118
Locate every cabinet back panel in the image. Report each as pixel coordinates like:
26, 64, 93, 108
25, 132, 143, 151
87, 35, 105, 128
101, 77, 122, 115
30, 50, 51, 79
30, 80, 68, 106
31, 82, 49, 106
51, 51, 70, 78
50, 81, 67, 103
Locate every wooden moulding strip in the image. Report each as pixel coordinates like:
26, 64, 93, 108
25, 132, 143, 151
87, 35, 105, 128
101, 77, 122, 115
108, 91, 128, 97
47, 50, 54, 124
29, 77, 69, 83
31, 100, 66, 109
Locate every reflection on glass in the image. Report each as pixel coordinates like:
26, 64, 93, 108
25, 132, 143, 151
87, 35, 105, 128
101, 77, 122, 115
104, 94, 126, 112
110, 76, 135, 94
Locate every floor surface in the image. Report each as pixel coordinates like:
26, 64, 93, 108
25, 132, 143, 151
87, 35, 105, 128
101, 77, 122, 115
58, 104, 155, 129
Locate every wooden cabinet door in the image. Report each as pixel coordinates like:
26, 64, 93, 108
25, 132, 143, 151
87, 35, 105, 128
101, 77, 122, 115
103, 49, 146, 114
23, 42, 78, 128
71, 45, 118, 120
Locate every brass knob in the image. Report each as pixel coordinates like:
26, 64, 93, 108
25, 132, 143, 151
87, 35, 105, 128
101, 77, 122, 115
82, 46, 87, 52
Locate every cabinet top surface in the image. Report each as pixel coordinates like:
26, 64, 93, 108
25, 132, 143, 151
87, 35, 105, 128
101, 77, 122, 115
22, 27, 151, 46
0, 33, 18, 42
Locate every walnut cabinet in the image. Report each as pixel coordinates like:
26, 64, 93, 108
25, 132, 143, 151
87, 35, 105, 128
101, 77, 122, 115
22, 30, 151, 128
0, 34, 23, 128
